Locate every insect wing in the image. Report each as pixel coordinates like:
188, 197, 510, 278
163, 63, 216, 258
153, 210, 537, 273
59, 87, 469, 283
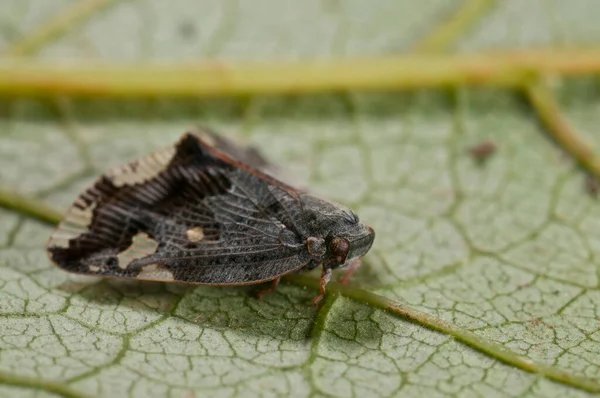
47, 131, 312, 285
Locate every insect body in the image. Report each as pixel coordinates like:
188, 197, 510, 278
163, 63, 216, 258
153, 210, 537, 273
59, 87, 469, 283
47, 129, 375, 305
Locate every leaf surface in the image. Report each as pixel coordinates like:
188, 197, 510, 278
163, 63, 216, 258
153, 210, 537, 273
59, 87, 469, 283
1, 1, 600, 397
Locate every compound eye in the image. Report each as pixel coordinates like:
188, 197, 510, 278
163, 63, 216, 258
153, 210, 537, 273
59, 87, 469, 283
328, 237, 350, 264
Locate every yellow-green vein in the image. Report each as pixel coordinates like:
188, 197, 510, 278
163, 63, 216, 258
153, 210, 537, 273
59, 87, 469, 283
526, 78, 600, 181
2, 50, 600, 97
411, 0, 497, 53
6, 0, 122, 57
0, 370, 89, 398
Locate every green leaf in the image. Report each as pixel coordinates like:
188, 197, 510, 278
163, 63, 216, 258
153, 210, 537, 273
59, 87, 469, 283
2, 1, 600, 397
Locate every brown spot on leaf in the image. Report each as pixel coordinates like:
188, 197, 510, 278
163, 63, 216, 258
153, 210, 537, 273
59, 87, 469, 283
468, 140, 497, 164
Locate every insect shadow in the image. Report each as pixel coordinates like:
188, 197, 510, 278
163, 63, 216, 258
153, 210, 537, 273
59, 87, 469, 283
57, 276, 321, 341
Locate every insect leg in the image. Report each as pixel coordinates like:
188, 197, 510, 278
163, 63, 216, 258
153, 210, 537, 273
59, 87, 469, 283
312, 267, 332, 307
257, 277, 281, 300
340, 258, 362, 285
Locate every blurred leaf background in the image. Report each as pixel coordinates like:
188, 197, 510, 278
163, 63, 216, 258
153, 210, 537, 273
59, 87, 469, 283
2, 0, 600, 397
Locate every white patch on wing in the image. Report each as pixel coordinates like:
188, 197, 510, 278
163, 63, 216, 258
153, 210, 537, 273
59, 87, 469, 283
106, 146, 175, 187
186, 226, 204, 242
117, 232, 159, 269
191, 129, 217, 147
47, 202, 98, 249
137, 263, 175, 281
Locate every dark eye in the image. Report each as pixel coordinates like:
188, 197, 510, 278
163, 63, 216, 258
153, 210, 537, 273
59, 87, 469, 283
328, 237, 350, 264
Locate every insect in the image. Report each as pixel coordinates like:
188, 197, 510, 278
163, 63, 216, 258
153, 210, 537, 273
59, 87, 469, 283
46, 128, 375, 306
468, 140, 497, 164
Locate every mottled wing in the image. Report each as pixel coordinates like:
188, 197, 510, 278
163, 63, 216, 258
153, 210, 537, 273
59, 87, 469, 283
194, 127, 291, 186
47, 130, 312, 285
192, 127, 271, 171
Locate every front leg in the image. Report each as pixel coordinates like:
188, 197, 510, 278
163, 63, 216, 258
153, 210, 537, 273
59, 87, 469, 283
312, 267, 332, 307
257, 277, 281, 300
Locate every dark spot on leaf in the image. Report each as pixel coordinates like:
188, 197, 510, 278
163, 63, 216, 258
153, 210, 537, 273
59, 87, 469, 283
179, 21, 197, 39
468, 140, 497, 165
